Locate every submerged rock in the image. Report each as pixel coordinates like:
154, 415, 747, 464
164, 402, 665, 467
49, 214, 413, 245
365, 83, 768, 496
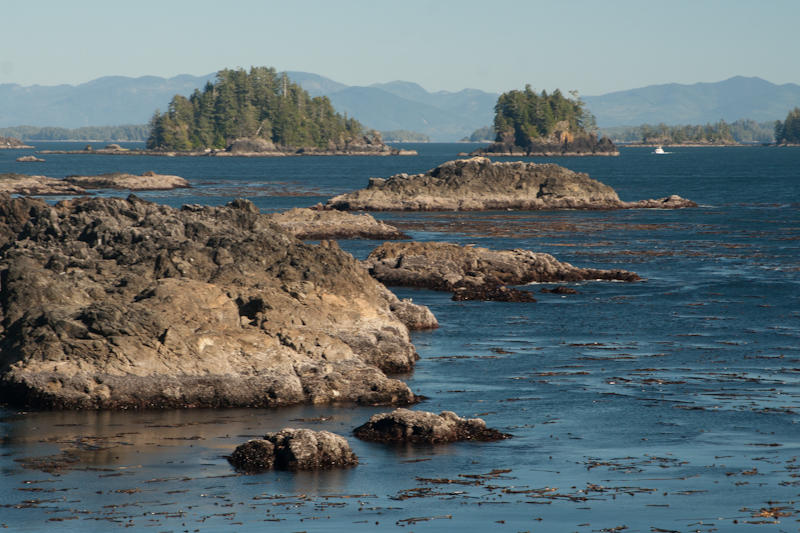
0, 194, 433, 409
451, 284, 536, 302
365, 241, 639, 296
353, 408, 510, 443
540, 285, 579, 295
326, 157, 696, 211
229, 428, 358, 472
64, 171, 189, 190
267, 207, 408, 240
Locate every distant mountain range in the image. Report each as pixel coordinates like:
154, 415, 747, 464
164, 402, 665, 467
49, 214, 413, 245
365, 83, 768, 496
1, 73, 798, 140
584, 76, 800, 127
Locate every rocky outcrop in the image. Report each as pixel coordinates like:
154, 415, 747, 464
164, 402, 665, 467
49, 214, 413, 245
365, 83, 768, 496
227, 137, 279, 154
228, 428, 358, 472
474, 132, 618, 157
0, 194, 434, 409
326, 157, 696, 211
64, 171, 189, 190
266, 207, 408, 240
0, 136, 33, 149
451, 285, 536, 302
0, 172, 189, 195
365, 242, 640, 298
353, 408, 510, 443
0, 173, 87, 195
16, 155, 45, 162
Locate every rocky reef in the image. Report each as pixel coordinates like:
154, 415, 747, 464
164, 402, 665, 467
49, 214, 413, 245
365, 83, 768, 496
0, 173, 86, 195
326, 157, 696, 211
0, 172, 189, 195
365, 241, 639, 299
0, 136, 33, 149
266, 207, 408, 240
0, 194, 435, 409
353, 408, 510, 443
63, 171, 189, 190
16, 155, 45, 162
228, 428, 358, 472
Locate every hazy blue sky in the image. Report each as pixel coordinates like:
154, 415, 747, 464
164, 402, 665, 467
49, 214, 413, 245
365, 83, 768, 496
3, 0, 798, 95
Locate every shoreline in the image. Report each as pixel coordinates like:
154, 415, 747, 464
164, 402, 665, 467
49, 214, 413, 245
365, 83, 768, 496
37, 148, 418, 157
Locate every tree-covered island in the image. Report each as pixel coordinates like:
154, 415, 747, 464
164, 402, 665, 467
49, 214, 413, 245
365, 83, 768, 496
774, 107, 800, 145
145, 66, 409, 155
473, 86, 617, 156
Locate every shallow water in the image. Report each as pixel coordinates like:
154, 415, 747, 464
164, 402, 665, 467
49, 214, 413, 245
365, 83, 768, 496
1, 143, 798, 531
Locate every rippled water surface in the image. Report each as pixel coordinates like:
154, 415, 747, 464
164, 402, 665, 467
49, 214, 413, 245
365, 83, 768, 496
1, 143, 798, 532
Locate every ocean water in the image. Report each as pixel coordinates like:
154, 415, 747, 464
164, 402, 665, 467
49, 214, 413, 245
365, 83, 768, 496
0, 143, 798, 532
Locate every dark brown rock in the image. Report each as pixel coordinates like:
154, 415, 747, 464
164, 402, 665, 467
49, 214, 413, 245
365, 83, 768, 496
353, 408, 510, 443
229, 428, 358, 472
540, 285, 579, 295
0, 194, 432, 409
452, 284, 536, 302
326, 157, 696, 211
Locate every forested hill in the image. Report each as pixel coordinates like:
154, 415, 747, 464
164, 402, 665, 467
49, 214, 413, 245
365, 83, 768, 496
146, 67, 363, 150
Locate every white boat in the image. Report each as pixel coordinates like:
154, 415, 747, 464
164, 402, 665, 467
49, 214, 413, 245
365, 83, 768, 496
654, 146, 666, 154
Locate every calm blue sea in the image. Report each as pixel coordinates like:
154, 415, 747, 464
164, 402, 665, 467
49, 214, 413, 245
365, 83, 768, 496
0, 143, 798, 532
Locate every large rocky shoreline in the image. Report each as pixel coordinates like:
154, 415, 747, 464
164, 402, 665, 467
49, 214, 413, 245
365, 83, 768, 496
327, 157, 696, 211
0, 195, 434, 409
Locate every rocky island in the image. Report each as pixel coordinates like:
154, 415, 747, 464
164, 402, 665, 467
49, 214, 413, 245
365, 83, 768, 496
0, 194, 435, 409
0, 136, 33, 149
326, 157, 696, 211
365, 241, 639, 300
470, 87, 618, 157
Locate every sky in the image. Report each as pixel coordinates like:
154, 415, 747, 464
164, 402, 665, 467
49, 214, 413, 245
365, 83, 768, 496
2, 0, 798, 96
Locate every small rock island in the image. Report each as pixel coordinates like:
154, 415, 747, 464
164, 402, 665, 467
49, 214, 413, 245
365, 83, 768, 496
326, 157, 696, 211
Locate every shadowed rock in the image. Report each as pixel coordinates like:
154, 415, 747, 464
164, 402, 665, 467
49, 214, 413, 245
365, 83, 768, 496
353, 408, 510, 443
0, 194, 434, 409
451, 284, 536, 302
326, 157, 696, 211
229, 428, 358, 472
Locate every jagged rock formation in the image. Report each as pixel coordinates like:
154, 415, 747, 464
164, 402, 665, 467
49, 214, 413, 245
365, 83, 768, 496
64, 171, 189, 190
228, 428, 358, 472
326, 157, 696, 211
365, 242, 640, 298
0, 194, 435, 409
353, 408, 510, 443
266, 207, 408, 240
